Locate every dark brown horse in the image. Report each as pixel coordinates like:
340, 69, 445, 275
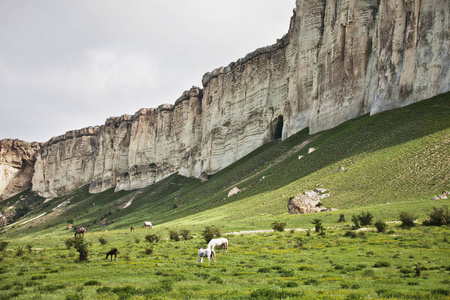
130, 226, 135, 233
106, 248, 118, 261
74, 227, 86, 237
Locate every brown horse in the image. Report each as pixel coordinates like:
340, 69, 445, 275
130, 226, 135, 233
74, 227, 86, 237
106, 248, 118, 261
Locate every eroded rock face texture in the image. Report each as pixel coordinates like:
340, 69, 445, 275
1, 0, 449, 198
0, 140, 41, 200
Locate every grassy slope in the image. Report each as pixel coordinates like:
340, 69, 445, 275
1, 92, 449, 238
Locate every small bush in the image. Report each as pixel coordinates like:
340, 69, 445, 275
338, 214, 346, 222
271, 221, 286, 232
358, 211, 374, 226
145, 234, 160, 243
15, 247, 24, 257
65, 293, 83, 300
399, 211, 416, 229
351, 214, 360, 229
312, 219, 323, 233
169, 230, 180, 241
202, 226, 221, 243
208, 276, 224, 284
73, 237, 89, 261
423, 206, 449, 226
344, 231, 357, 238
98, 237, 108, 245
373, 261, 391, 268
180, 229, 192, 240
63, 237, 76, 249
0, 241, 9, 251
26, 244, 33, 253
145, 247, 153, 255
135, 238, 140, 243
304, 278, 319, 285
431, 288, 449, 296
374, 220, 387, 233
84, 280, 101, 286
250, 288, 299, 299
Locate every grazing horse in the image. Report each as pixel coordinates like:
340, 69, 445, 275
207, 238, 228, 254
198, 248, 216, 265
130, 226, 135, 233
143, 221, 153, 229
74, 227, 86, 237
106, 248, 118, 261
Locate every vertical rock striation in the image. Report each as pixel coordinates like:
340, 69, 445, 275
1, 0, 449, 199
0, 139, 41, 200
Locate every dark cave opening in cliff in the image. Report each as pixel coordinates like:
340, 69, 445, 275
274, 115, 284, 139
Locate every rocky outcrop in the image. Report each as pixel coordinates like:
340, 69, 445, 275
1, 0, 449, 199
0, 139, 41, 200
287, 189, 333, 214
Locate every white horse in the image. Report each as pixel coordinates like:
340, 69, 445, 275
207, 238, 228, 254
143, 221, 153, 228
198, 248, 216, 265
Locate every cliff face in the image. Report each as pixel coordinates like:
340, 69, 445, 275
0, 139, 41, 200
2, 0, 449, 199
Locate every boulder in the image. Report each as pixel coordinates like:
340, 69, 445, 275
287, 189, 333, 214
228, 187, 241, 198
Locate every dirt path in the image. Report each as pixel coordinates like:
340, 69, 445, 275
224, 228, 308, 235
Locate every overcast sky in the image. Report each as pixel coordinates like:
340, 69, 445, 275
0, 0, 295, 143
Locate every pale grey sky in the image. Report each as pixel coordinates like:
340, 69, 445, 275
0, 0, 295, 143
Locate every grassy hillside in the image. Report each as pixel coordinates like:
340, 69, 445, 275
0, 93, 448, 299
2, 92, 448, 237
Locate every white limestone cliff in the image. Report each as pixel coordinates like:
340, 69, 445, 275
1, 0, 449, 199
0, 139, 41, 200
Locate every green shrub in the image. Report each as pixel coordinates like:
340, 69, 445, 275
250, 288, 299, 299
84, 280, 101, 286
344, 231, 357, 238
374, 220, 387, 233
145, 247, 153, 255
98, 237, 108, 245
169, 230, 180, 241
338, 214, 346, 222
399, 211, 416, 229
26, 244, 33, 253
271, 221, 286, 232
63, 237, 76, 249
145, 234, 160, 243
312, 219, 324, 233
304, 278, 319, 285
358, 211, 374, 226
373, 261, 391, 268
431, 288, 449, 296
202, 226, 221, 243
180, 229, 192, 240
351, 215, 360, 229
0, 241, 9, 251
15, 246, 24, 257
423, 206, 449, 226
65, 293, 83, 300
73, 237, 89, 261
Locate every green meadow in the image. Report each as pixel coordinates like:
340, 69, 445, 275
0, 93, 449, 299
